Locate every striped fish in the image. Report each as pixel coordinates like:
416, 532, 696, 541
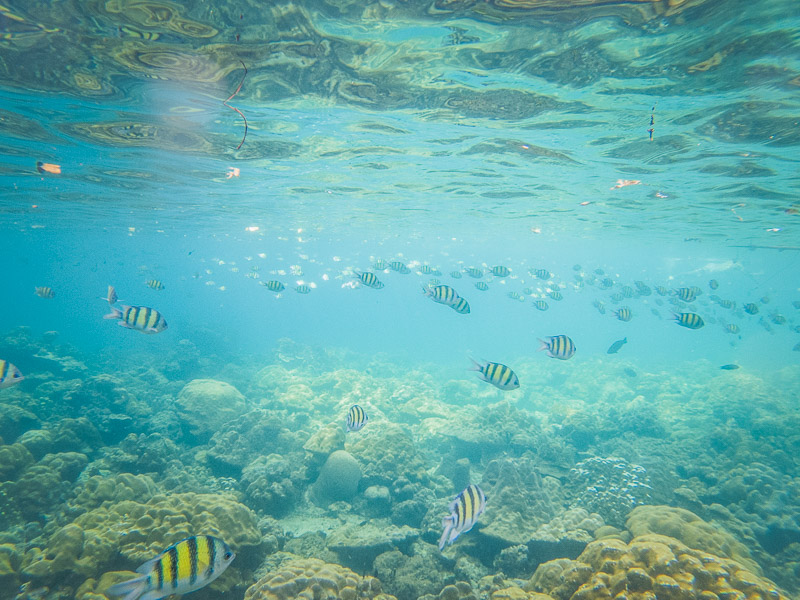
449, 271, 462, 279
725, 323, 740, 334
655, 286, 669, 296
547, 290, 563, 301
538, 335, 576, 360
621, 286, 634, 298
99, 285, 118, 305
532, 269, 550, 280
419, 265, 434, 274
450, 297, 470, 314
34, 286, 55, 299
439, 484, 487, 550
475, 281, 489, 291
673, 312, 704, 329
104, 305, 167, 334
295, 285, 312, 294
106, 535, 235, 600
261, 280, 285, 293
389, 261, 410, 274
146, 280, 165, 291
469, 359, 519, 390
0, 360, 23, 389
372, 259, 387, 270
491, 265, 510, 277
614, 307, 633, 322
423, 284, 459, 306
345, 404, 368, 432
709, 279, 719, 290
465, 267, 483, 279
355, 271, 384, 289
674, 287, 696, 302
533, 300, 549, 311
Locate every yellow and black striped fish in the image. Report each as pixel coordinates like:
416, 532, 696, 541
0, 360, 23, 389
475, 281, 489, 291
450, 297, 470, 314
419, 265, 434, 275
261, 280, 285, 293
465, 267, 483, 279
725, 323, 740, 334
673, 312, 704, 329
538, 335, 576, 360
449, 271, 462, 279
674, 287, 696, 302
104, 305, 167, 334
389, 261, 410, 274
614, 307, 632, 322
355, 271, 384, 289
439, 484, 487, 550
491, 265, 510, 277
295, 285, 312, 294
470, 359, 519, 390
34, 286, 55, 299
345, 404, 368, 432
533, 300, 549, 311
532, 268, 550, 280
424, 284, 459, 306
146, 279, 165, 291
106, 535, 235, 600
547, 290, 563, 301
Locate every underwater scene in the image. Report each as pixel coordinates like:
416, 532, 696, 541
1, 0, 800, 599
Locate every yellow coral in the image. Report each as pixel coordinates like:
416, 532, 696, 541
529, 534, 788, 600
244, 557, 396, 600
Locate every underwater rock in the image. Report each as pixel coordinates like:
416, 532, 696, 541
3, 452, 87, 521
242, 453, 307, 517
327, 522, 418, 570
362, 485, 392, 518
206, 409, 302, 478
625, 504, 761, 574
244, 556, 394, 600
566, 456, 653, 528
175, 378, 248, 441
374, 543, 454, 600
50, 417, 103, 455
0, 404, 39, 444
16, 429, 54, 461
0, 443, 34, 481
527, 534, 790, 600
102, 432, 180, 475
418, 581, 479, 600
347, 423, 432, 489
0, 543, 22, 593
311, 450, 361, 506
303, 422, 345, 463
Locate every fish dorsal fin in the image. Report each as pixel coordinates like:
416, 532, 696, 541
136, 553, 163, 575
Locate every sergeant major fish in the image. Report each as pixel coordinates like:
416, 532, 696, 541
439, 484, 487, 551
469, 359, 519, 391
423, 285, 459, 306
450, 297, 470, 315
104, 305, 168, 334
0, 360, 23, 389
355, 271, 384, 289
538, 335, 576, 360
346, 404, 368, 432
106, 535, 235, 600
34, 286, 55, 299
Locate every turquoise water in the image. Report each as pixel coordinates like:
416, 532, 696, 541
1, 0, 799, 599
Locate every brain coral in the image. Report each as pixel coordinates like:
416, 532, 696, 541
625, 505, 760, 575
176, 379, 248, 440
527, 534, 788, 600
244, 556, 396, 600
22, 492, 262, 583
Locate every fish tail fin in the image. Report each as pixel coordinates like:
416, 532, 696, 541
536, 339, 548, 352
104, 307, 122, 320
106, 575, 148, 600
467, 357, 482, 372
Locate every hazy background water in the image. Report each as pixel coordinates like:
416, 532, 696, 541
1, 0, 799, 372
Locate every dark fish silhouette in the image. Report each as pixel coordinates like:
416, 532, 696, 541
607, 337, 627, 354
720, 364, 740, 370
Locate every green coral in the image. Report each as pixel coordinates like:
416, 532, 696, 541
176, 379, 248, 440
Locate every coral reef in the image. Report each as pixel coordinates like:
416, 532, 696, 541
176, 378, 248, 440
311, 450, 362, 506
526, 534, 789, 600
244, 556, 395, 600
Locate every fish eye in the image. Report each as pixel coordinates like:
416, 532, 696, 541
224, 551, 233, 560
